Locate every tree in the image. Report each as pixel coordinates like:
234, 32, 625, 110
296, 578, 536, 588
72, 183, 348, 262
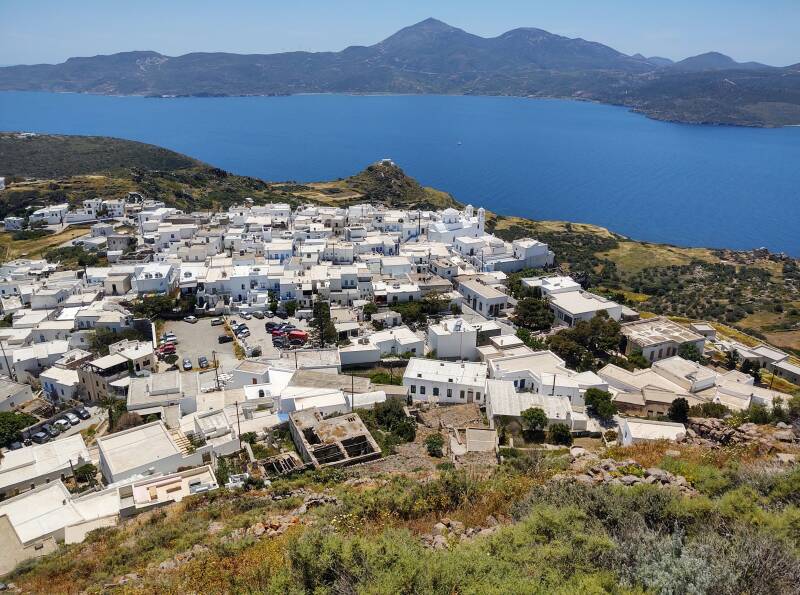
424, 433, 445, 457
362, 302, 378, 320
0, 411, 37, 447
516, 328, 547, 351
521, 407, 548, 433
689, 402, 731, 419
668, 397, 690, 423
584, 388, 617, 422
101, 396, 128, 430
725, 349, 739, 370
547, 311, 622, 372
788, 394, 800, 421
513, 297, 554, 332
285, 300, 298, 317
73, 463, 97, 484
312, 300, 337, 346
627, 350, 650, 369
678, 342, 704, 363
548, 423, 573, 446
114, 412, 144, 432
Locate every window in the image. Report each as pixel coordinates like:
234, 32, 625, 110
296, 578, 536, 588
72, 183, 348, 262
447, 388, 452, 398
420, 386, 426, 395
433, 387, 439, 396
475, 391, 481, 400
410, 385, 416, 394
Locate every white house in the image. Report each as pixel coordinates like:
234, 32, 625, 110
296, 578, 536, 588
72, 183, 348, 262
617, 417, 686, 446
3, 216, 24, 231
133, 263, 177, 295
427, 317, 478, 360
621, 317, 705, 363
96, 421, 209, 484
549, 290, 623, 326
29, 203, 69, 225
0, 435, 91, 499
0, 376, 34, 411
40, 366, 81, 402
403, 357, 488, 404
457, 278, 508, 318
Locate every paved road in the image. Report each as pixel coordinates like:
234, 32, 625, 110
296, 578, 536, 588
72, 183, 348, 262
53, 405, 105, 440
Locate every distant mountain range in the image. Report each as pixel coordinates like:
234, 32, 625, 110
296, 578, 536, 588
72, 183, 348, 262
1, 18, 799, 126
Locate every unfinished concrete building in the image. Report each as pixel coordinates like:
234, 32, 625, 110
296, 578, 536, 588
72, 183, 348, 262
288, 408, 381, 468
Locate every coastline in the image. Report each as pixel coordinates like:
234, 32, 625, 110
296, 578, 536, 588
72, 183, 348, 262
2, 88, 797, 129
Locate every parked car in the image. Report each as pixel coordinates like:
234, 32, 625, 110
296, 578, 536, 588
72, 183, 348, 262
265, 321, 279, 330
241, 313, 252, 320
54, 418, 71, 432
237, 329, 250, 339
218, 335, 233, 344
42, 423, 60, 438
76, 407, 91, 420
8, 441, 23, 451
183, 358, 193, 371
272, 337, 286, 348
289, 338, 305, 347
65, 412, 80, 426
275, 312, 288, 320
162, 331, 177, 340
159, 343, 177, 355
211, 318, 224, 326
198, 356, 209, 368
31, 431, 50, 444
282, 324, 298, 333
184, 316, 198, 323
288, 330, 308, 343
251, 311, 264, 319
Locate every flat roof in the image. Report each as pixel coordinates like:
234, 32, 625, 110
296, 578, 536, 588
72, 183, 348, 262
621, 317, 704, 347
97, 422, 180, 476
550, 291, 619, 316
0, 435, 89, 491
458, 279, 506, 300
404, 357, 487, 387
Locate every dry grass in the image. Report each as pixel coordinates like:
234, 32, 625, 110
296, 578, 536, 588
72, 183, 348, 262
760, 371, 800, 394
764, 330, 800, 353
607, 440, 764, 469
709, 322, 761, 347
0, 225, 92, 259
597, 241, 718, 275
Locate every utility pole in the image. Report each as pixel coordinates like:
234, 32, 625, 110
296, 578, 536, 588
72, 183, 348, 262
0, 341, 15, 382
234, 400, 242, 450
212, 350, 220, 390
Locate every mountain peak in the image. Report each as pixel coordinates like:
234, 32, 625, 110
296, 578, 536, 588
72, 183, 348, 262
672, 51, 768, 72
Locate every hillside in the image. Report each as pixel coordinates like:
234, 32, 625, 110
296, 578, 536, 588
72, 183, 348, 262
6, 432, 800, 593
0, 133, 200, 179
1, 19, 799, 127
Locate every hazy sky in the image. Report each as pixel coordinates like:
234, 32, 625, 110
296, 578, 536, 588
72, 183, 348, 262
2, 0, 798, 66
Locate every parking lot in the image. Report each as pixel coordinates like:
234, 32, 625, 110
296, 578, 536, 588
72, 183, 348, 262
161, 318, 239, 374
227, 314, 311, 358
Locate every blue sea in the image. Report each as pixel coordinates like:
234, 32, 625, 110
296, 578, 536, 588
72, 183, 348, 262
1, 91, 799, 254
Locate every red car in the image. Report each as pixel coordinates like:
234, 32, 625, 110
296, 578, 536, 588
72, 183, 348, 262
159, 343, 176, 355
271, 329, 286, 337
287, 330, 308, 342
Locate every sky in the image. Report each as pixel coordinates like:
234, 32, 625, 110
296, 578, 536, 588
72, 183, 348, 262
2, 0, 799, 67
